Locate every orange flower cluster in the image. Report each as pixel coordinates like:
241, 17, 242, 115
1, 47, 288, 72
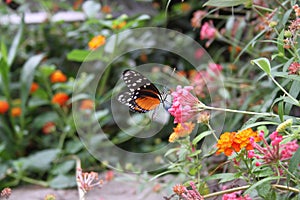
169, 122, 195, 143
0, 100, 9, 114
52, 93, 69, 106
11, 107, 21, 117
88, 35, 106, 50
216, 128, 260, 156
50, 70, 67, 83
80, 99, 94, 110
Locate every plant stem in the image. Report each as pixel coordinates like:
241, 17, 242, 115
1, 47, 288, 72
198, 104, 277, 117
269, 75, 299, 106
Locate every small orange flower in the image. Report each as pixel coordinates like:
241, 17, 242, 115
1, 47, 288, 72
11, 107, 21, 117
180, 2, 191, 12
169, 122, 195, 143
52, 93, 69, 106
88, 35, 106, 50
112, 21, 127, 30
42, 122, 56, 134
50, 70, 67, 83
101, 5, 111, 14
232, 128, 260, 152
0, 100, 9, 114
173, 184, 186, 195
80, 99, 94, 110
30, 82, 39, 93
216, 132, 236, 156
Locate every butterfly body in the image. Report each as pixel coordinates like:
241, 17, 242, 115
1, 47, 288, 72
118, 69, 163, 113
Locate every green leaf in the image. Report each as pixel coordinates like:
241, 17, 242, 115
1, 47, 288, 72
8, 14, 24, 66
278, 101, 284, 122
204, 173, 237, 183
67, 49, 100, 62
251, 57, 271, 75
277, 30, 284, 58
20, 54, 45, 128
244, 176, 280, 194
192, 131, 213, 145
31, 112, 59, 129
288, 147, 300, 182
285, 81, 300, 114
49, 174, 76, 189
65, 140, 84, 154
204, 0, 248, 7
27, 149, 60, 171
52, 160, 75, 175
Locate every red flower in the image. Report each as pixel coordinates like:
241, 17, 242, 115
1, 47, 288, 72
50, 70, 67, 83
288, 62, 300, 75
42, 122, 56, 134
30, 82, 39, 93
80, 99, 94, 110
52, 93, 69, 106
0, 100, 9, 114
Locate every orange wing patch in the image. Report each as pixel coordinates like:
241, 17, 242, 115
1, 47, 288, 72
135, 96, 160, 111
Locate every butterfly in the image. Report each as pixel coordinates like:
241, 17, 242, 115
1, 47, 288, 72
118, 69, 164, 113
3, 0, 20, 10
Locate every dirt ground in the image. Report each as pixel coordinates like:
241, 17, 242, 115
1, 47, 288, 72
9, 174, 175, 200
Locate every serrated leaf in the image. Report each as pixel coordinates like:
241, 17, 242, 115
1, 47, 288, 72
251, 57, 271, 75
204, 0, 248, 7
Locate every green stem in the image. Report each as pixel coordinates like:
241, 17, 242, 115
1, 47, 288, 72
269, 75, 299, 106
206, 122, 218, 141
21, 176, 49, 187
98, 34, 119, 96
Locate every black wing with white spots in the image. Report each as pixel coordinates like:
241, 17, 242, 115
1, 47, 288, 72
118, 69, 162, 113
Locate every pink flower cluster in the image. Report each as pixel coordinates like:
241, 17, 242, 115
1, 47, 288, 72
76, 168, 103, 193
248, 131, 299, 166
288, 62, 300, 75
200, 20, 217, 47
173, 182, 204, 200
222, 191, 252, 200
191, 63, 223, 97
168, 86, 201, 123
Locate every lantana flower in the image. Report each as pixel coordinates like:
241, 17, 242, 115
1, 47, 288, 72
216, 128, 260, 156
169, 122, 195, 143
88, 35, 106, 50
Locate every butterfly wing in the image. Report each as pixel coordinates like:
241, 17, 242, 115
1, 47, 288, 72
118, 70, 162, 113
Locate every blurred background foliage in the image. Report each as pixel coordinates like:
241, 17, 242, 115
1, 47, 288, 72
0, 0, 299, 191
